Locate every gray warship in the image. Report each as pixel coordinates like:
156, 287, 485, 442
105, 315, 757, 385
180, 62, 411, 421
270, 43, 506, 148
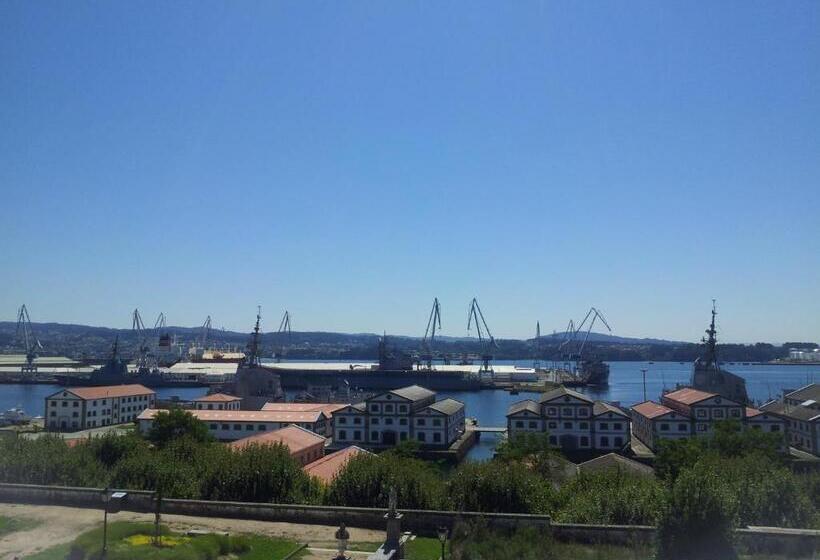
690, 302, 749, 404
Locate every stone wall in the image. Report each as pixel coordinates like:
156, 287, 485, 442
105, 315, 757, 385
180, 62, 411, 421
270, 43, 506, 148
0, 483, 816, 554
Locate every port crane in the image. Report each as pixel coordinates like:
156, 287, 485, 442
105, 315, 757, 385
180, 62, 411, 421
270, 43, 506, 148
559, 307, 612, 373
419, 298, 442, 370
16, 304, 43, 373
274, 310, 292, 362
154, 312, 171, 348
467, 298, 497, 371
132, 309, 153, 371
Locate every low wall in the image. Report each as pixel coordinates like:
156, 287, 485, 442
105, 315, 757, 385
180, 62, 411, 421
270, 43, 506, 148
0, 483, 816, 553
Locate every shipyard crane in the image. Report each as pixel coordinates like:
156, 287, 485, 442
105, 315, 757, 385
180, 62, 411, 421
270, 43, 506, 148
132, 308, 152, 371
199, 315, 212, 349
467, 298, 497, 371
420, 298, 442, 370
154, 312, 171, 349
274, 310, 292, 362
16, 304, 43, 373
575, 307, 612, 359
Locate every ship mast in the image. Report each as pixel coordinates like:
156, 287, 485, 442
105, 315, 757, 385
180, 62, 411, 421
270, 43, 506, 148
243, 306, 263, 367
702, 299, 718, 368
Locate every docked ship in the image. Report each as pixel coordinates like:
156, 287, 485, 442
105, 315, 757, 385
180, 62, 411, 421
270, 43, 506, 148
55, 338, 203, 388
690, 303, 749, 404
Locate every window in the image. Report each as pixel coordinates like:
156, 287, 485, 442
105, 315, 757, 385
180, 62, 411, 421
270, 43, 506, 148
528, 421, 537, 429
73, 402, 79, 407
50, 411, 56, 417
614, 437, 623, 447
399, 418, 407, 425
418, 432, 426, 442
384, 404, 394, 413
600, 436, 609, 447
258, 425, 266, 431
72, 412, 78, 418
600, 422, 609, 430
515, 420, 524, 428
752, 425, 761, 430
433, 419, 442, 426
563, 422, 572, 429
697, 423, 707, 432
385, 418, 393, 425
221, 424, 229, 430
339, 430, 347, 440
678, 423, 688, 431
354, 417, 362, 425
207, 404, 213, 410
418, 418, 426, 426
660, 423, 669, 431
730, 409, 741, 418
562, 407, 573, 416
209, 423, 217, 430
371, 431, 378, 440
697, 409, 706, 418
578, 408, 589, 417
50, 401, 56, 407
771, 425, 780, 432
62, 402, 67, 407
399, 405, 407, 413
713, 409, 724, 418
339, 417, 348, 424
580, 436, 589, 446
433, 433, 441, 442
400, 432, 407, 441
354, 430, 361, 440
547, 407, 557, 416
548, 421, 557, 429
370, 404, 380, 413
613, 422, 622, 430
233, 424, 242, 431
372, 418, 380, 425
579, 422, 588, 429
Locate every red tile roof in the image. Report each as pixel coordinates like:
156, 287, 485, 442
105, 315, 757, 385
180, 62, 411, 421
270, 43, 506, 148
194, 393, 242, 402
261, 403, 347, 416
58, 384, 155, 400
745, 407, 764, 418
631, 401, 677, 420
662, 387, 716, 405
303, 446, 370, 484
137, 408, 326, 423
230, 424, 326, 452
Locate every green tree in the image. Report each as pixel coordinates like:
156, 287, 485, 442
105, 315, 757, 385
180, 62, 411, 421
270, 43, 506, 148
447, 461, 554, 514
657, 461, 738, 560
146, 408, 212, 448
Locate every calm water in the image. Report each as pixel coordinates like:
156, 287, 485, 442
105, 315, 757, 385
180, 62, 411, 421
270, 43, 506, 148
2, 361, 817, 461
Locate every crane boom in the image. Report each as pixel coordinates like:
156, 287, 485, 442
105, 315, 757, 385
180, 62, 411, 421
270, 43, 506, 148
16, 304, 43, 373
274, 310, 292, 362
420, 298, 442, 369
467, 298, 497, 371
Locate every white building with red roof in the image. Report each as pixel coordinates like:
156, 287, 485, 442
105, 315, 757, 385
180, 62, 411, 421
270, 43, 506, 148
137, 407, 332, 440
630, 401, 692, 451
303, 445, 370, 484
45, 384, 156, 432
193, 393, 242, 411
661, 387, 744, 436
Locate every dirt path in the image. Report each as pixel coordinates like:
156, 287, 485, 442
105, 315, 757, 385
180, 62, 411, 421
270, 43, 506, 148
0, 503, 385, 560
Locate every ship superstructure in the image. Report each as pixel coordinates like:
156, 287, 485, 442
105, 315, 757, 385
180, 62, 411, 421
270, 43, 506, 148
690, 302, 749, 404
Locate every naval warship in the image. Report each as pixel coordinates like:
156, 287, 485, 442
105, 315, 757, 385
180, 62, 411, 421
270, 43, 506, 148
690, 303, 750, 404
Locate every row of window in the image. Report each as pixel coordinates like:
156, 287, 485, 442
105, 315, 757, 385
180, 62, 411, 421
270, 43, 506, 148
336, 429, 445, 443
338, 415, 445, 427
513, 420, 624, 430
693, 407, 742, 419
545, 406, 590, 417
369, 403, 409, 414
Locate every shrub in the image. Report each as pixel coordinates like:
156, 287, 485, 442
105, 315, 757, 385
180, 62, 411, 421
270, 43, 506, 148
146, 409, 212, 448
447, 461, 555, 514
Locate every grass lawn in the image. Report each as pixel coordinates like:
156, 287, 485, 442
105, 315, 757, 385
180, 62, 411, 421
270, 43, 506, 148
22, 521, 304, 560
405, 537, 448, 560
0, 514, 39, 537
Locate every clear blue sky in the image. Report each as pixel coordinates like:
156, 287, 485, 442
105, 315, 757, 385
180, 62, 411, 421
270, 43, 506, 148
1, 2, 818, 343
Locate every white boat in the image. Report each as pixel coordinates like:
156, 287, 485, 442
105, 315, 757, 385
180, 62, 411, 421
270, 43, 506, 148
0, 406, 32, 426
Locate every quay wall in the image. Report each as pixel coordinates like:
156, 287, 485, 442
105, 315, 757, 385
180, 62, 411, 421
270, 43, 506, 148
0, 483, 817, 554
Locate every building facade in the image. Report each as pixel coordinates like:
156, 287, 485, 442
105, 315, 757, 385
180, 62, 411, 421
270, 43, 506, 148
193, 393, 242, 411
506, 387, 630, 453
46, 384, 156, 432
761, 384, 819, 455
137, 408, 331, 441
332, 385, 465, 449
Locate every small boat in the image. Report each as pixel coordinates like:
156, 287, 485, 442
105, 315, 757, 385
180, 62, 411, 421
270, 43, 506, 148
0, 406, 31, 426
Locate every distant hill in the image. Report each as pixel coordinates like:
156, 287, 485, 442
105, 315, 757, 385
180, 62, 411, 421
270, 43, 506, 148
0, 321, 791, 363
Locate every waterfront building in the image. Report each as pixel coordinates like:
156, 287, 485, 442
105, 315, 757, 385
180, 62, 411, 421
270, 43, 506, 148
576, 453, 655, 478
506, 387, 630, 452
261, 402, 347, 436
661, 387, 745, 436
193, 393, 242, 411
229, 424, 326, 465
760, 384, 819, 455
303, 445, 370, 484
137, 408, 332, 440
630, 401, 692, 451
45, 384, 156, 432
332, 385, 465, 448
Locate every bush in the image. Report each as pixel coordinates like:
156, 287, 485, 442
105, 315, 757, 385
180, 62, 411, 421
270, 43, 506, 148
656, 461, 738, 560
146, 409, 212, 448
448, 461, 555, 514
553, 469, 666, 525
326, 453, 447, 510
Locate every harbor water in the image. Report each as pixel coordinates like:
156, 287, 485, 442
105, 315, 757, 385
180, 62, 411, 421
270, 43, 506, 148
2, 361, 817, 461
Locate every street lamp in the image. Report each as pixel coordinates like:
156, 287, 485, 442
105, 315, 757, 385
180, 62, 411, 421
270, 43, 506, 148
101, 487, 111, 558
437, 525, 448, 560
334, 522, 350, 560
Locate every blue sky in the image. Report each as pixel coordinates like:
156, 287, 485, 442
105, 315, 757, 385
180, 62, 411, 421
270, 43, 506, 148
1, 2, 818, 342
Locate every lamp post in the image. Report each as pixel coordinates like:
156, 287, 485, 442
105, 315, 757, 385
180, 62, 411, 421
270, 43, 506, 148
437, 525, 448, 560
641, 368, 648, 402
334, 522, 350, 560
101, 487, 111, 558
